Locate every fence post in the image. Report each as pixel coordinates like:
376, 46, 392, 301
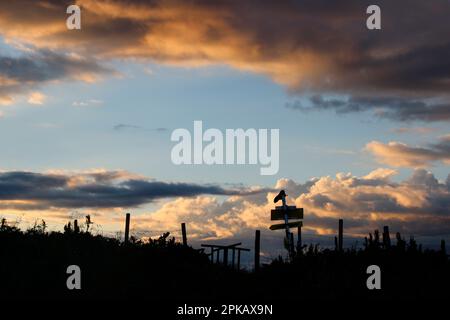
289, 232, 295, 257
297, 225, 302, 253
255, 230, 260, 272
237, 250, 241, 270
338, 219, 343, 252
223, 247, 228, 266
383, 226, 391, 248
73, 219, 79, 233
181, 223, 187, 246
124, 213, 130, 243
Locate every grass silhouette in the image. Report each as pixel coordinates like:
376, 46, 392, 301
0, 219, 448, 300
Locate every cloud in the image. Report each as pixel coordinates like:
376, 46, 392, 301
0, 170, 267, 210
113, 124, 169, 132
0, 0, 449, 119
72, 99, 103, 107
127, 169, 450, 245
0, 49, 113, 104
0, 168, 448, 250
391, 127, 437, 135
113, 124, 141, 131
0, 94, 13, 106
27, 91, 46, 105
366, 135, 450, 167
287, 95, 450, 122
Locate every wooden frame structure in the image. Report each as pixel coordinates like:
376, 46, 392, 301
201, 242, 250, 270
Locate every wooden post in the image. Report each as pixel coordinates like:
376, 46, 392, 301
338, 219, 343, 252
297, 225, 302, 253
383, 226, 391, 248
181, 223, 187, 246
124, 213, 130, 243
73, 219, 79, 233
231, 248, 236, 269
223, 248, 228, 266
255, 230, 260, 272
289, 232, 295, 257
237, 249, 241, 270
441, 239, 446, 254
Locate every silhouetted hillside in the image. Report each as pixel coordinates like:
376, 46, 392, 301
0, 219, 448, 301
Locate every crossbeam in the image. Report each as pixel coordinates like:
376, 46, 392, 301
201, 242, 242, 249
270, 221, 302, 230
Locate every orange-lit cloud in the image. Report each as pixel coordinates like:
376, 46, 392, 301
0, 95, 13, 106
1, 168, 449, 243
27, 91, 46, 105
391, 127, 437, 135
1, 0, 450, 119
366, 135, 450, 168
126, 168, 450, 245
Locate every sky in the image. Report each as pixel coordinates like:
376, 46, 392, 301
0, 0, 449, 261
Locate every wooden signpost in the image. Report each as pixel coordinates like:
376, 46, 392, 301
269, 221, 302, 231
124, 213, 130, 243
271, 207, 303, 220
181, 222, 188, 246
269, 190, 304, 259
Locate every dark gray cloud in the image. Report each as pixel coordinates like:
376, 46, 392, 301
0, 170, 264, 210
287, 95, 450, 122
305, 213, 368, 231
0, 0, 449, 119
113, 124, 169, 132
113, 124, 142, 131
0, 49, 113, 102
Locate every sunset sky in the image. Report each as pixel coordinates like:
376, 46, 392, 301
0, 0, 449, 260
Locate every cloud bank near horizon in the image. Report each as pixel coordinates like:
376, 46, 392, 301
0, 168, 448, 242
0, 170, 268, 210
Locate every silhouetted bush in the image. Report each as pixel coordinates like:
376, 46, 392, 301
0, 220, 448, 301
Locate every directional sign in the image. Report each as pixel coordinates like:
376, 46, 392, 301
271, 207, 303, 221
269, 221, 303, 231
274, 205, 297, 210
